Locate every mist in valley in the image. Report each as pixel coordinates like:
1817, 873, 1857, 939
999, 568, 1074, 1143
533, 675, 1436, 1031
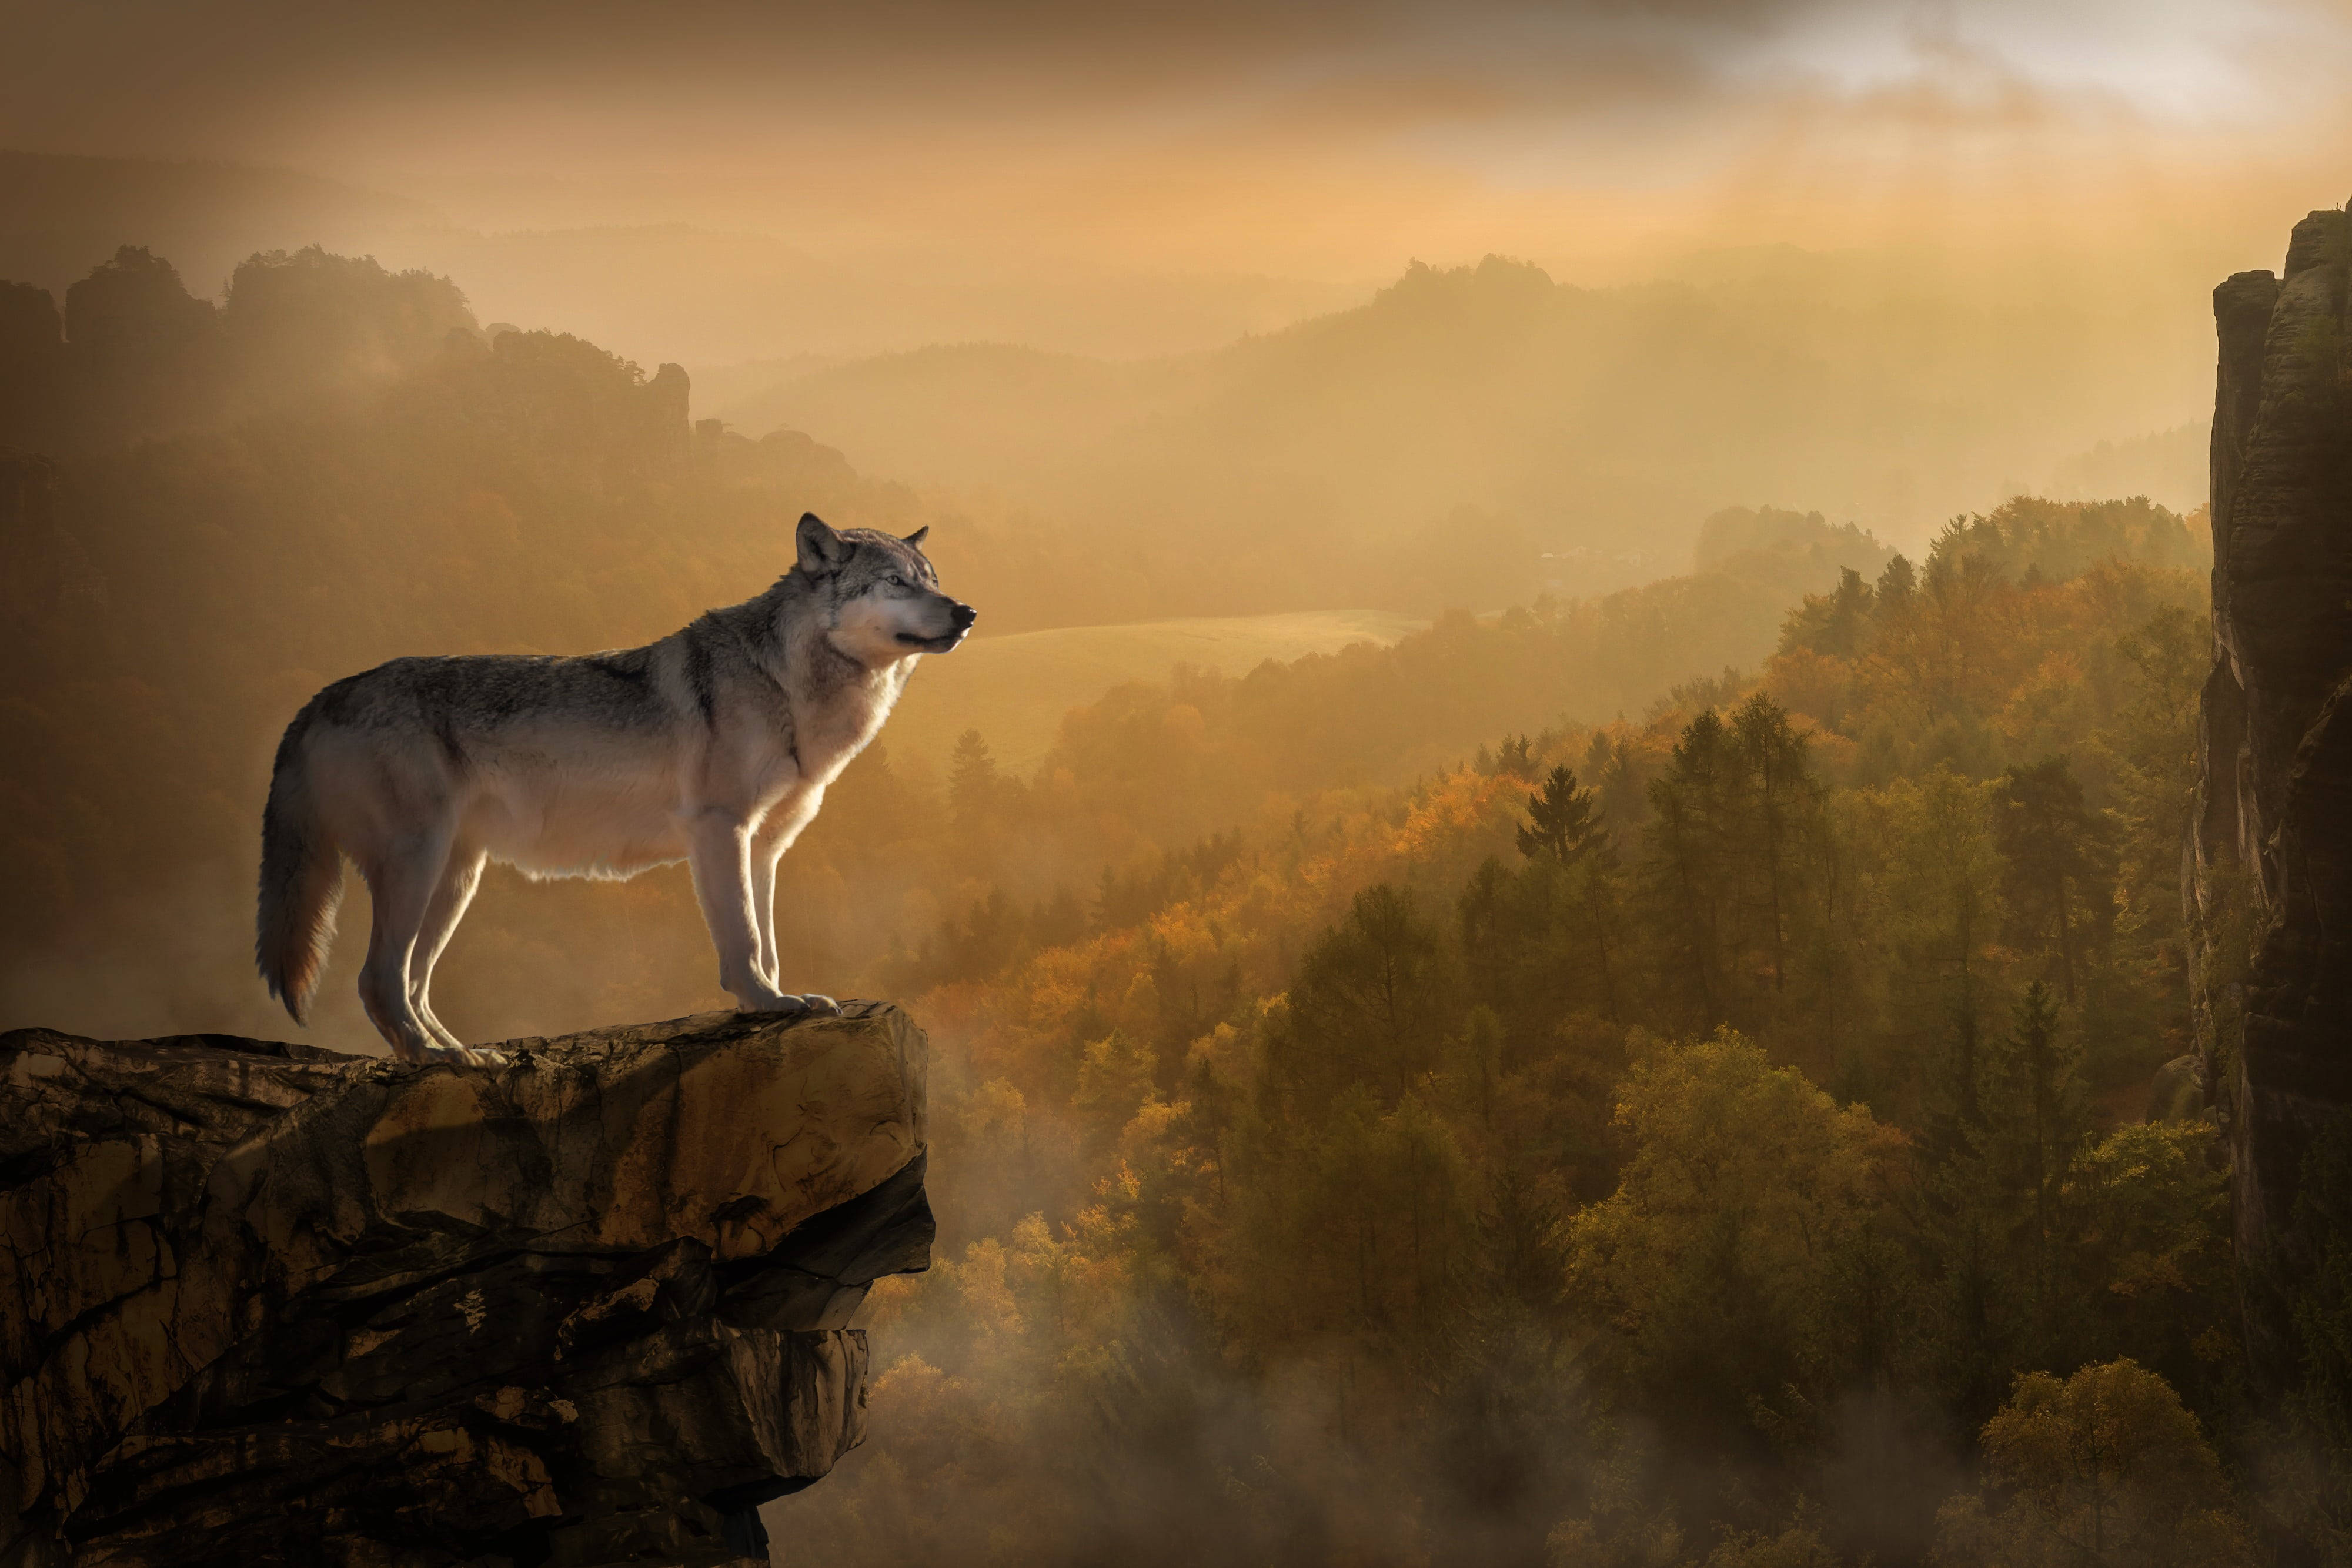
5, 2, 2350, 1563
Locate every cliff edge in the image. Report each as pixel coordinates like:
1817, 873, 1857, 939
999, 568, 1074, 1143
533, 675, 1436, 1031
0, 1004, 933, 1567
2193, 208, 2352, 1378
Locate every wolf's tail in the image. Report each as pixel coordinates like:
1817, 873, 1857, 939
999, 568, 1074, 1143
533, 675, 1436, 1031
255, 703, 344, 1025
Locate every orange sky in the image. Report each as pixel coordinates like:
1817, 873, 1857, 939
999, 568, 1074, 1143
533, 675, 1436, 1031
6, 0, 2345, 293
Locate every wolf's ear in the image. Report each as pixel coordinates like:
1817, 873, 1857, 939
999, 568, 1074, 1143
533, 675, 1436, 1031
903, 526, 930, 547
796, 512, 850, 576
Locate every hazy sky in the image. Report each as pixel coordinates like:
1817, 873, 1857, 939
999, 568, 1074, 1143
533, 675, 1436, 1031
7, 0, 2347, 290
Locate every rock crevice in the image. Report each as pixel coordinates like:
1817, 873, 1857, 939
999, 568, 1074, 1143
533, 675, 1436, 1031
1, 1004, 932, 1567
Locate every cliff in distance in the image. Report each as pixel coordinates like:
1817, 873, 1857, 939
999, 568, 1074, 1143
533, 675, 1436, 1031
0, 1006, 933, 1567
2193, 208, 2352, 1378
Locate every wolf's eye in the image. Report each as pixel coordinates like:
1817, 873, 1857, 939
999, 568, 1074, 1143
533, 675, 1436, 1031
884, 573, 907, 590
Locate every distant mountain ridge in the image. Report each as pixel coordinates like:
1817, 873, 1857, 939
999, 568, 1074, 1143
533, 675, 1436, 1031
713, 252, 2210, 567
0, 149, 1358, 364
0, 150, 443, 297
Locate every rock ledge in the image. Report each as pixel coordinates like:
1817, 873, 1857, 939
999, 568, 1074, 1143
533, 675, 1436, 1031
1, 1004, 932, 1567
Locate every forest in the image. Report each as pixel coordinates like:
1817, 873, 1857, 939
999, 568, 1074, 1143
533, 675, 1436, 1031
793, 501, 2264, 1567
0, 239, 2322, 1566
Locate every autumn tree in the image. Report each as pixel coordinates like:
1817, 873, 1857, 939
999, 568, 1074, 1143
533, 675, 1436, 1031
1565, 1029, 1903, 1456
1845, 767, 2002, 1125
1645, 697, 1827, 1034
1779, 564, 1876, 660
1645, 710, 1741, 1026
2107, 604, 2209, 1020
1482, 731, 1538, 779
1732, 693, 1819, 996
1215, 1085, 1474, 1383
1972, 982, 2090, 1358
1872, 546, 2016, 720
2069, 1121, 2234, 1393
1586, 728, 1651, 841
1932, 1359, 2252, 1567
1271, 884, 1458, 1107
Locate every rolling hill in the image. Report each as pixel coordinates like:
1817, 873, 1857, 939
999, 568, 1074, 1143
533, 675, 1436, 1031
714, 253, 2214, 562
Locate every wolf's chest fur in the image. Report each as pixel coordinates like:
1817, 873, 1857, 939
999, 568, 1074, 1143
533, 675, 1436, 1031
783, 654, 914, 790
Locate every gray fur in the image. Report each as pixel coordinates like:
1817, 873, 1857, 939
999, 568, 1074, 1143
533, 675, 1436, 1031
255, 514, 974, 1062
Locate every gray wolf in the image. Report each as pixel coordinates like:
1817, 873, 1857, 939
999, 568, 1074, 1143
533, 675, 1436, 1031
255, 513, 974, 1062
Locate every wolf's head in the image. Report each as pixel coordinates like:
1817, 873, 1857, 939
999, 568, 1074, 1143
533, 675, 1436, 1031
796, 511, 976, 665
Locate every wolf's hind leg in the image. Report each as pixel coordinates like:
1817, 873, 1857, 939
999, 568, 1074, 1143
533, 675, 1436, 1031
410, 847, 487, 1058
357, 828, 459, 1063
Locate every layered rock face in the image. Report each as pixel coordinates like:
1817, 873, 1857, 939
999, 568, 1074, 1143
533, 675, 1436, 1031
2192, 208, 2352, 1375
0, 1005, 933, 1567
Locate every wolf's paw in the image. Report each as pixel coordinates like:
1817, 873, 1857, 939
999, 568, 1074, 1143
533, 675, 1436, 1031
750, 992, 841, 1018
419, 1042, 506, 1067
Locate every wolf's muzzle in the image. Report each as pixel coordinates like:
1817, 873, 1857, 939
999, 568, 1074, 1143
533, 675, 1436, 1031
898, 600, 977, 653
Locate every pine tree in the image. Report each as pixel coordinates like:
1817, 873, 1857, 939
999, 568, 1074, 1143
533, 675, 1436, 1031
1822, 564, 1876, 656
1280, 884, 1456, 1106
1647, 710, 1739, 1027
1779, 564, 1877, 658
1731, 694, 1818, 995
1996, 757, 2119, 1005
1646, 700, 1826, 1031
948, 727, 1002, 834
1875, 551, 1917, 610
1967, 980, 2092, 1368
1516, 764, 1608, 864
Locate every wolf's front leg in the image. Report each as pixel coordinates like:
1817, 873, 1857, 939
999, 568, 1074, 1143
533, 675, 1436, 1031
686, 811, 801, 1011
750, 840, 783, 993
747, 812, 840, 1018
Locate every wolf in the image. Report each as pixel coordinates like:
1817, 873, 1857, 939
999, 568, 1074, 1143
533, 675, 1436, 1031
255, 513, 974, 1062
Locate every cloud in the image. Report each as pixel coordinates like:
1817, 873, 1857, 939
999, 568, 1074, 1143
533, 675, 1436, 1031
12, 0, 2321, 161
2, 0, 2346, 285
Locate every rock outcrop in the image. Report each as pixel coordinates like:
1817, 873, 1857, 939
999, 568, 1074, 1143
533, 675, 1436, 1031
1, 1005, 932, 1567
2191, 208, 2352, 1378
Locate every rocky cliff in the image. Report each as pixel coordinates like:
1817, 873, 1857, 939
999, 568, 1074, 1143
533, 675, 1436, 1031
0, 1005, 933, 1567
2192, 207, 2352, 1378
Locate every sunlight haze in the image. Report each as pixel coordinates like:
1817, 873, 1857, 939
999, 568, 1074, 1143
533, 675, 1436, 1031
6, 1, 2345, 343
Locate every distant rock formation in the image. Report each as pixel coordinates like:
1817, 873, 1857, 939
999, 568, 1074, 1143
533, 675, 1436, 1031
61, 245, 218, 358
1, 1006, 933, 1567
0, 244, 696, 465
2191, 208, 2352, 1379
